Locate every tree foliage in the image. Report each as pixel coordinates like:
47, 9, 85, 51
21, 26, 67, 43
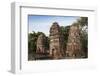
77, 17, 88, 57
60, 26, 70, 50
77, 17, 88, 27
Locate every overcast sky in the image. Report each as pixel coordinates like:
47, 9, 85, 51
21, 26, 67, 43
28, 15, 80, 36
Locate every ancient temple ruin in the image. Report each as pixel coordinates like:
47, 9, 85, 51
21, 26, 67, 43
36, 34, 47, 54
35, 22, 86, 60
66, 25, 84, 58
49, 22, 64, 59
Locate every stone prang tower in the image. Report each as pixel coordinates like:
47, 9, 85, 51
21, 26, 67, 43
36, 34, 47, 54
66, 25, 84, 58
49, 22, 64, 59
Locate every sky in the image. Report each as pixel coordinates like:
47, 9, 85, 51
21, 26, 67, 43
28, 15, 80, 36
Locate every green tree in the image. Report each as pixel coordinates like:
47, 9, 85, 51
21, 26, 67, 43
77, 17, 88, 57
77, 17, 88, 27
60, 25, 70, 50
45, 36, 50, 50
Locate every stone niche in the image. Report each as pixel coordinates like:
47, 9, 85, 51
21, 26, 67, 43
66, 25, 84, 58
49, 22, 64, 59
36, 34, 47, 54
